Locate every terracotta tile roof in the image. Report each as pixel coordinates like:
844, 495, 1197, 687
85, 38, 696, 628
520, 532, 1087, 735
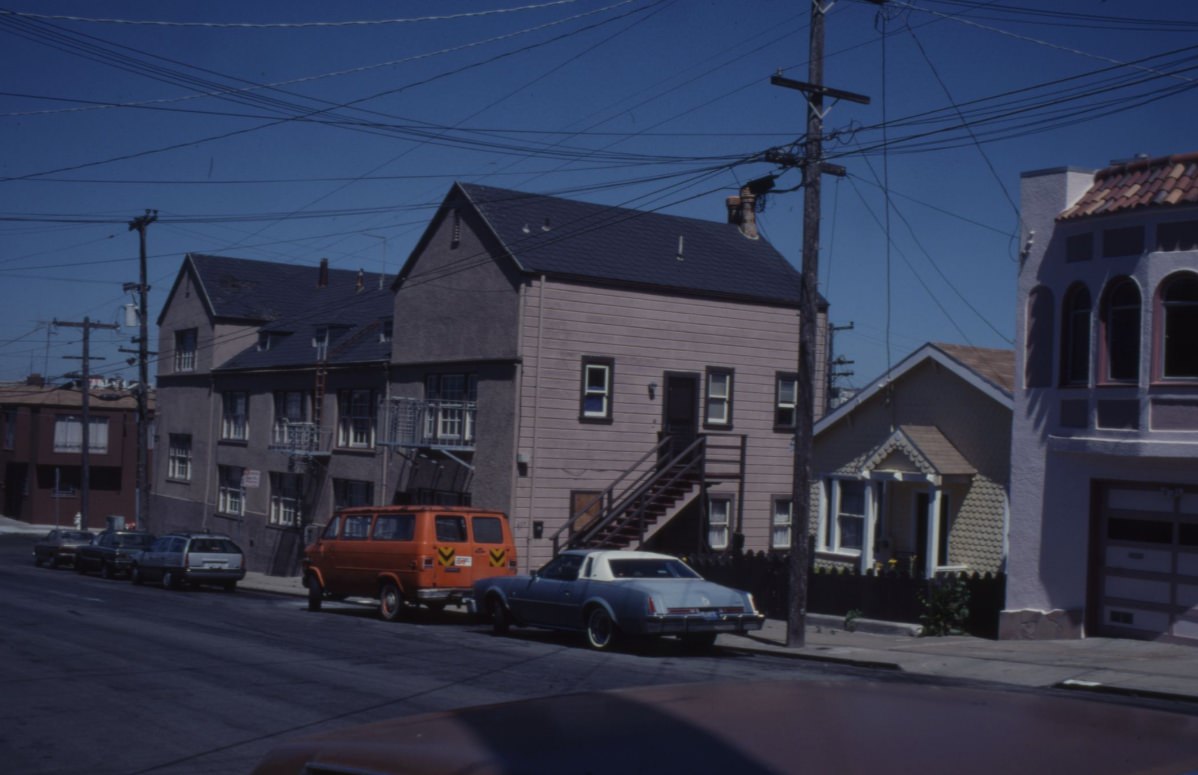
1058, 151, 1198, 221
931, 343, 1014, 395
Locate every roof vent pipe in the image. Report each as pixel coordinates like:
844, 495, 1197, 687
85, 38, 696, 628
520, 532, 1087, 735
318, 257, 329, 288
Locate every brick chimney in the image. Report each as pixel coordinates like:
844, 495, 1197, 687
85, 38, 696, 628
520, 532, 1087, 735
726, 187, 759, 239
317, 257, 329, 288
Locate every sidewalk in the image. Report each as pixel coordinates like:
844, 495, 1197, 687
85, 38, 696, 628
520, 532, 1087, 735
237, 569, 1198, 705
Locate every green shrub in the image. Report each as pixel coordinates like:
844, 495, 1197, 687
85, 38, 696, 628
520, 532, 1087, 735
919, 577, 970, 636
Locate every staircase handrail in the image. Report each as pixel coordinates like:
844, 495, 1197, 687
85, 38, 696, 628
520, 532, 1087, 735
566, 435, 708, 551
550, 434, 677, 554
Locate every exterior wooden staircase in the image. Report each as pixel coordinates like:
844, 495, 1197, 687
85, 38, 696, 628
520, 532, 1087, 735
552, 434, 745, 554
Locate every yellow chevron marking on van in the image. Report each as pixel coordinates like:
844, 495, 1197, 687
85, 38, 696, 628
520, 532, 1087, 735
489, 548, 506, 567
436, 546, 456, 567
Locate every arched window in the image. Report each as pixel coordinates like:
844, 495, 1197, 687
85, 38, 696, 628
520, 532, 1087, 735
1061, 284, 1091, 386
1101, 278, 1141, 383
1025, 286, 1054, 388
1160, 273, 1198, 379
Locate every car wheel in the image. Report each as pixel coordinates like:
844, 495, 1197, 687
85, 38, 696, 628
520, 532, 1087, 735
585, 607, 618, 651
680, 633, 718, 651
100, 562, 113, 580
49, 556, 60, 569
34, 554, 44, 567
488, 596, 510, 635
162, 570, 177, 590
306, 576, 323, 612
131, 565, 143, 585
76, 560, 88, 574
223, 582, 237, 593
379, 581, 404, 622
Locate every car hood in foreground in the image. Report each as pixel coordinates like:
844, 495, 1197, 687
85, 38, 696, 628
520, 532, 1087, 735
251, 679, 1198, 775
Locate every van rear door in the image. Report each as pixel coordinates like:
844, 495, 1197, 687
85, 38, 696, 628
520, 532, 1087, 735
431, 514, 471, 589
470, 513, 515, 582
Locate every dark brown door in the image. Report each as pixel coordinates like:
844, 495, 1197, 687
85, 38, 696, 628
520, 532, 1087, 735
662, 373, 699, 461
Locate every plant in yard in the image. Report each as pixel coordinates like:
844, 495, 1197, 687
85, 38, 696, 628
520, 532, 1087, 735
919, 576, 970, 636
843, 608, 863, 633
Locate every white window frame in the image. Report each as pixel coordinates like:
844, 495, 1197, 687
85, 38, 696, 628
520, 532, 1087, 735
705, 368, 733, 427
823, 478, 865, 555
53, 415, 108, 454
174, 329, 197, 372
269, 472, 302, 526
337, 389, 375, 449
217, 465, 245, 516
221, 392, 248, 441
708, 495, 732, 550
581, 359, 613, 421
771, 497, 793, 550
273, 391, 309, 444
167, 434, 192, 481
775, 374, 798, 429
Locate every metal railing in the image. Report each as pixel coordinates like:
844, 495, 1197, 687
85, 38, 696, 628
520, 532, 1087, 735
383, 397, 477, 450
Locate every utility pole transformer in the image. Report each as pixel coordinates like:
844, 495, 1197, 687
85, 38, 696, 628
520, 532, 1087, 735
128, 210, 157, 530
771, 2, 870, 648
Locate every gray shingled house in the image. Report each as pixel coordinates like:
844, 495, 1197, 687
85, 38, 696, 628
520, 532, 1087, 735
153, 184, 826, 575
810, 342, 1013, 577
386, 183, 825, 571
153, 255, 395, 574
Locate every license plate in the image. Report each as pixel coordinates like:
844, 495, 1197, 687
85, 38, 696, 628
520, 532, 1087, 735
204, 561, 226, 569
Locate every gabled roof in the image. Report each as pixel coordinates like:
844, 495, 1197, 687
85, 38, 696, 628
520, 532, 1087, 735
816, 342, 1013, 435
399, 183, 807, 307
1058, 151, 1198, 221
164, 254, 394, 371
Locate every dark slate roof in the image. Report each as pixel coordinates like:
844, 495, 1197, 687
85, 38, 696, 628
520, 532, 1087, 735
449, 183, 804, 306
1059, 151, 1198, 221
184, 254, 394, 371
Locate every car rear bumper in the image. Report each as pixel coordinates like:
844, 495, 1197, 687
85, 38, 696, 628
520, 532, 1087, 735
637, 613, 766, 636
417, 587, 470, 604
183, 568, 247, 583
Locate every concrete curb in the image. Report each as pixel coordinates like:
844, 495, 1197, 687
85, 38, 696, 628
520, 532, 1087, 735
722, 637, 905, 671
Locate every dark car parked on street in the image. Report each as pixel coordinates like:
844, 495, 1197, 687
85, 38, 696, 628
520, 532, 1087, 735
33, 528, 94, 568
76, 530, 155, 579
130, 532, 246, 591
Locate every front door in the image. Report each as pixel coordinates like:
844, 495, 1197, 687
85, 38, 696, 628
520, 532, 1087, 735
661, 373, 699, 463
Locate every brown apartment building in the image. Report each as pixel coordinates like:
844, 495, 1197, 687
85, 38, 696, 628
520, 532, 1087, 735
0, 376, 153, 530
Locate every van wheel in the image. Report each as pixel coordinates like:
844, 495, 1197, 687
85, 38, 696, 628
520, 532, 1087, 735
379, 581, 405, 622
307, 576, 323, 612
585, 607, 618, 651
488, 597, 510, 635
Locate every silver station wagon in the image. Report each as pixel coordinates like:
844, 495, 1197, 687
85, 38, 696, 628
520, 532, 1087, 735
471, 549, 764, 650
130, 532, 246, 591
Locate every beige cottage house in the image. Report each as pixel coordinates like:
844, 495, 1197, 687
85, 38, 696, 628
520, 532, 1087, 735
810, 343, 1013, 577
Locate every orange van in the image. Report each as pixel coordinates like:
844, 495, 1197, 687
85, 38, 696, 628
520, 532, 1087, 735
302, 505, 517, 620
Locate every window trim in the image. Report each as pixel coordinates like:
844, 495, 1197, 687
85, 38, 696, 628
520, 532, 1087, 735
770, 496, 793, 551
53, 415, 108, 454
579, 357, 614, 424
336, 389, 376, 449
167, 433, 192, 482
707, 495, 732, 551
217, 465, 245, 516
174, 328, 197, 373
269, 471, 302, 527
1154, 270, 1198, 383
703, 367, 734, 429
774, 372, 799, 431
273, 390, 311, 444
1098, 276, 1141, 385
821, 478, 865, 556
221, 391, 249, 441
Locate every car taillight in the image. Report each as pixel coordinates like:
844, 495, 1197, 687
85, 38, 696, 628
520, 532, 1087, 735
184, 553, 191, 569
647, 597, 657, 614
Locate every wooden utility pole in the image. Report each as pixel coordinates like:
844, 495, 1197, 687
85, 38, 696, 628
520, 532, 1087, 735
57, 317, 119, 527
772, 2, 870, 648
126, 210, 157, 529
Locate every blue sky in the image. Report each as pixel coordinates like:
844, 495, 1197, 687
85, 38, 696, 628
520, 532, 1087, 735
1, 0, 1196, 391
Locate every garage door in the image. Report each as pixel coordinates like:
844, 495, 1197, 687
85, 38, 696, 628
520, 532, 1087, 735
1097, 484, 1198, 643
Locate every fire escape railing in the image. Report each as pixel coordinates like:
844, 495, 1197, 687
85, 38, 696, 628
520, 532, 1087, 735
382, 397, 477, 452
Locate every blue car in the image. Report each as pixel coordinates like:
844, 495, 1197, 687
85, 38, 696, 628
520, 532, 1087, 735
470, 549, 764, 650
